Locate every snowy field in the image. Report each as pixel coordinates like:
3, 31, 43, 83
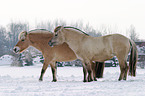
0, 64, 145, 96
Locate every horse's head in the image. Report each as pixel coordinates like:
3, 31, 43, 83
13, 31, 30, 54
48, 26, 65, 47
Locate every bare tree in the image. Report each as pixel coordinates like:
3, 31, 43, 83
36, 21, 53, 31
36, 20, 66, 32
0, 26, 7, 56
128, 25, 139, 42
6, 22, 29, 66
7, 22, 29, 51
8, 23, 29, 51
83, 23, 102, 37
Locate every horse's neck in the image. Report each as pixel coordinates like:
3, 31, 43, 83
31, 42, 44, 52
65, 29, 86, 40
29, 33, 52, 52
64, 30, 86, 51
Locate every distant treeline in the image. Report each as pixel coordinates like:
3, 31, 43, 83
0, 20, 140, 57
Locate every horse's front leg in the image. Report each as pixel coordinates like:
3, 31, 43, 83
39, 60, 49, 81
50, 62, 57, 82
82, 65, 87, 82
92, 61, 97, 81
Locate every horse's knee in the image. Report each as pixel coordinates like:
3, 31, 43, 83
51, 67, 56, 74
83, 60, 94, 82
123, 65, 129, 80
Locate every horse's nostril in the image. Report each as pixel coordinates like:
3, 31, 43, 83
14, 48, 16, 52
48, 40, 52, 46
13, 47, 20, 54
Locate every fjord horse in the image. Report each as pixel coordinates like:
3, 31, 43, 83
49, 26, 138, 82
13, 29, 104, 82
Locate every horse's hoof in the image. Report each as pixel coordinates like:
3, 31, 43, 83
88, 80, 93, 82
39, 79, 43, 82
123, 78, 127, 80
83, 80, 87, 82
93, 77, 97, 81
94, 79, 97, 81
52, 79, 57, 82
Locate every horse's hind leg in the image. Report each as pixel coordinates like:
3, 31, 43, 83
123, 61, 129, 80
83, 65, 88, 82
50, 62, 57, 82
118, 60, 128, 81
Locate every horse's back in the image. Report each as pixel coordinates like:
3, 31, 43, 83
107, 34, 130, 57
90, 34, 130, 61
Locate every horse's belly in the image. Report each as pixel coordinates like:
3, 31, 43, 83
92, 53, 113, 62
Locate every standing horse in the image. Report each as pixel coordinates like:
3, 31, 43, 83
13, 29, 104, 82
49, 26, 138, 82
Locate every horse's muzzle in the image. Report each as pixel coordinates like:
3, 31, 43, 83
13, 47, 20, 54
48, 40, 54, 47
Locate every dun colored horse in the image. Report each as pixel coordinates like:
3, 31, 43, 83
49, 26, 138, 82
13, 29, 104, 82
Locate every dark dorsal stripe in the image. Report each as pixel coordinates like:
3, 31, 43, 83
64, 26, 89, 36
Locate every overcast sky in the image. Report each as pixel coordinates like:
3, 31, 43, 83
0, 0, 145, 40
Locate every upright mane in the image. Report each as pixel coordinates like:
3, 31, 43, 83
29, 29, 52, 34
18, 29, 52, 40
54, 26, 89, 36
64, 26, 89, 36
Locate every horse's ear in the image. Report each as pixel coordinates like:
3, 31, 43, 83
54, 26, 64, 33
18, 31, 28, 40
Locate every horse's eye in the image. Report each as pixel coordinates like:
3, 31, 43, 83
22, 40, 25, 41
55, 34, 58, 36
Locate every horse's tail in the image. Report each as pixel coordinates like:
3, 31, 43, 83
129, 40, 138, 76
95, 62, 105, 78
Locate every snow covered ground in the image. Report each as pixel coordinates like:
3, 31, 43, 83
0, 55, 13, 66
0, 64, 145, 96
